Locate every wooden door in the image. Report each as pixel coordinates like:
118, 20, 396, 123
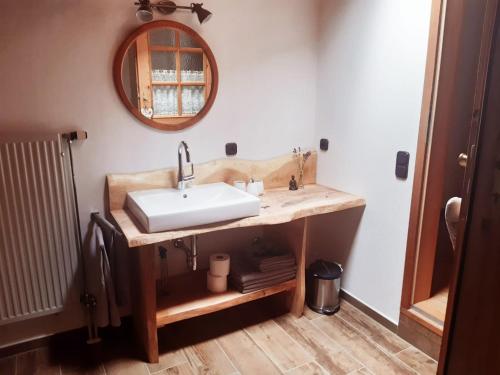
439, 1, 500, 372
402, 0, 495, 311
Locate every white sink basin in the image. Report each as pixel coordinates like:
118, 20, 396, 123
127, 182, 261, 233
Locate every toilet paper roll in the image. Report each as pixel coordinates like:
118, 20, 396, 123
209, 253, 230, 276
207, 272, 227, 293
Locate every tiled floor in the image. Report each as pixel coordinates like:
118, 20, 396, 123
0, 299, 437, 375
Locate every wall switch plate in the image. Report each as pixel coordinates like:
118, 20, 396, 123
225, 142, 237, 156
320, 138, 329, 151
396, 151, 410, 179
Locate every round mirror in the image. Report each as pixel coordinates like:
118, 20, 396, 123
113, 21, 218, 131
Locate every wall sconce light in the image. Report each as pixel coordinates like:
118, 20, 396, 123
135, 1, 212, 24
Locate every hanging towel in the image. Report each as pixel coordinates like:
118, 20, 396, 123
98, 220, 130, 307
83, 221, 121, 327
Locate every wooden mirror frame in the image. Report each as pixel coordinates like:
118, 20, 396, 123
113, 20, 219, 131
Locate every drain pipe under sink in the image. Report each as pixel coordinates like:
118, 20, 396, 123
174, 235, 198, 271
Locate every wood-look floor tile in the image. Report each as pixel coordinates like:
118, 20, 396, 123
395, 347, 437, 375
274, 314, 362, 374
217, 330, 281, 374
0, 356, 16, 375
286, 362, 326, 374
313, 316, 416, 375
337, 302, 410, 354
350, 368, 374, 375
159, 362, 196, 375
16, 348, 60, 375
147, 348, 187, 374
61, 363, 105, 375
244, 319, 312, 372
104, 356, 150, 375
302, 306, 323, 321
4, 299, 436, 375
59, 348, 105, 375
183, 339, 236, 375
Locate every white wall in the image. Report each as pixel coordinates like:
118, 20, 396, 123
313, 0, 432, 323
0, 0, 433, 345
0, 0, 318, 346
0, 0, 318, 222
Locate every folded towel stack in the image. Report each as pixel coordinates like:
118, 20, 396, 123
251, 253, 296, 273
230, 244, 296, 294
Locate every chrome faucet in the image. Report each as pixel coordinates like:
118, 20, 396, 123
177, 141, 195, 190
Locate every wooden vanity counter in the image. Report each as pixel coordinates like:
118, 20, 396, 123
106, 153, 365, 363
111, 184, 365, 248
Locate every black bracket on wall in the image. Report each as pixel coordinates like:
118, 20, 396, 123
320, 138, 329, 151
396, 151, 410, 179
62, 130, 88, 142
225, 142, 237, 156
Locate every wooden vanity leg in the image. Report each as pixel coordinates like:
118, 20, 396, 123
289, 218, 308, 316
263, 218, 308, 317
130, 244, 159, 363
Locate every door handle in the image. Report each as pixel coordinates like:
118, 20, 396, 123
458, 153, 468, 168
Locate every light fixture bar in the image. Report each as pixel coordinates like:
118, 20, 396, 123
134, 1, 212, 23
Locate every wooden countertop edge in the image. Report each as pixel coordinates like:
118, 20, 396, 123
111, 184, 366, 248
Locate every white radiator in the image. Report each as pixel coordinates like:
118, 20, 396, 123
0, 135, 80, 324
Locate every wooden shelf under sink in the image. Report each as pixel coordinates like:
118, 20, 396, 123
156, 270, 296, 327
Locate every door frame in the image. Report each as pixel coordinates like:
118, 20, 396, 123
400, 0, 494, 337
400, 0, 448, 335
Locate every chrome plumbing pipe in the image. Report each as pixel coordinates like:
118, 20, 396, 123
174, 235, 198, 271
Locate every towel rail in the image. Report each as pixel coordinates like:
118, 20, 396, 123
90, 212, 123, 238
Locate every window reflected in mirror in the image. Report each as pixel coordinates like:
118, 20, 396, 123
114, 21, 218, 131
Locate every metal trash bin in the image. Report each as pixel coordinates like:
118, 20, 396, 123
306, 260, 343, 315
